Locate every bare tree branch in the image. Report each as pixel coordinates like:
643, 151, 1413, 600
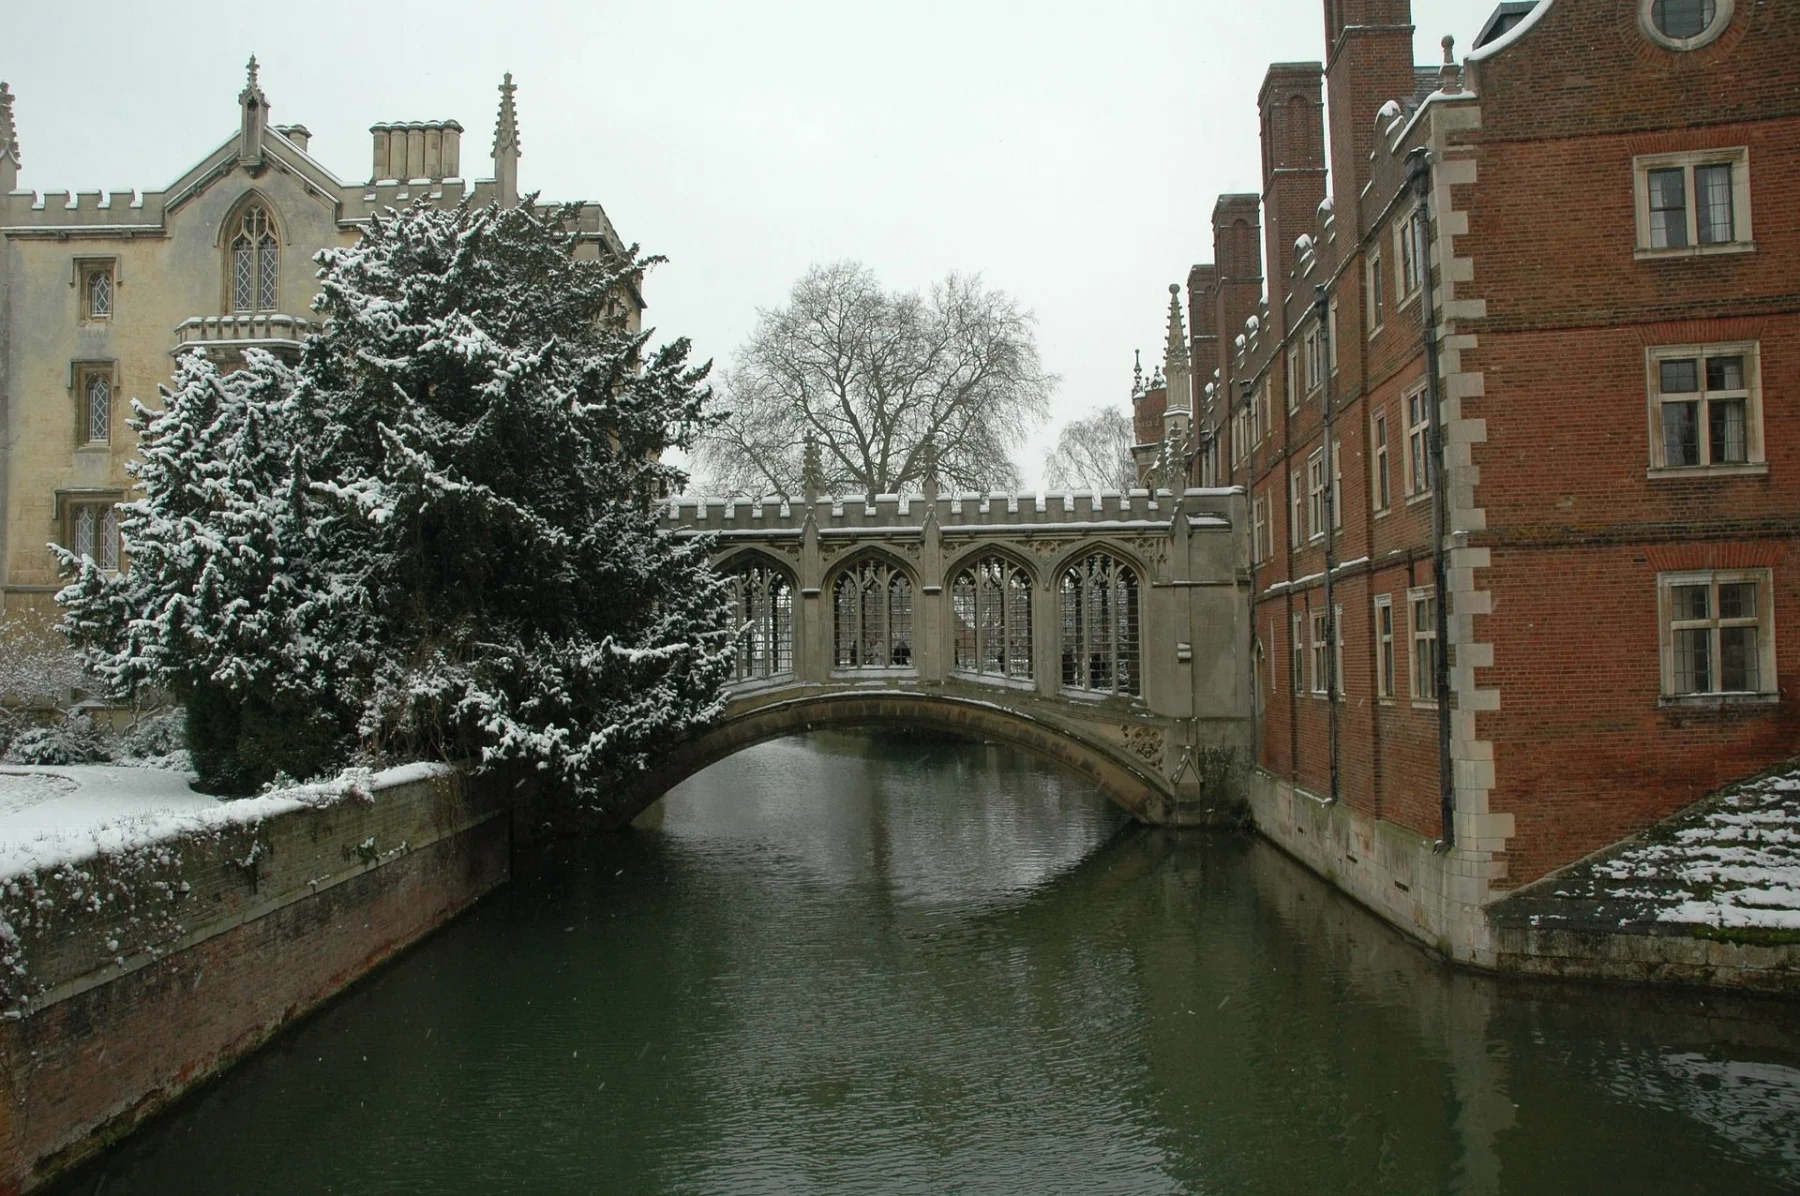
1045, 404, 1136, 492
696, 262, 1054, 496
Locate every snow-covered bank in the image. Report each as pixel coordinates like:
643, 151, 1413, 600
0, 762, 451, 881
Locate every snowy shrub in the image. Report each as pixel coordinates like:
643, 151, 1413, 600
57, 198, 734, 801
0, 607, 88, 706
117, 708, 188, 762
3, 714, 111, 766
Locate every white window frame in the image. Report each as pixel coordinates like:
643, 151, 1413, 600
1289, 469, 1303, 549
1256, 380, 1272, 445
1638, 0, 1735, 51
1632, 147, 1752, 258
1291, 611, 1306, 696
1408, 586, 1438, 706
1303, 325, 1323, 394
1394, 208, 1422, 307
1332, 438, 1343, 531
1327, 295, 1339, 374
1374, 595, 1395, 701
1366, 245, 1385, 337
1306, 450, 1325, 542
1645, 341, 1763, 475
1286, 346, 1301, 413
1371, 405, 1391, 513
1309, 608, 1328, 696
1657, 568, 1776, 704
1404, 383, 1431, 500
1252, 494, 1269, 565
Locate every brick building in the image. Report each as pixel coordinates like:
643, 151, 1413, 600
1163, 0, 1798, 959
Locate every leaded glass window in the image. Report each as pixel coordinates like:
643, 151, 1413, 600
69, 503, 120, 572
832, 558, 914, 669
84, 266, 112, 319
1652, 0, 1716, 38
84, 373, 111, 443
1058, 552, 1140, 698
727, 560, 795, 683
951, 556, 1032, 682
230, 205, 278, 312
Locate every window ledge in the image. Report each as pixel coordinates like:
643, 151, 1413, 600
1373, 506, 1391, 520
1410, 699, 1440, 711
1057, 686, 1140, 704
1404, 489, 1434, 507
1634, 241, 1754, 261
828, 668, 919, 680
1646, 463, 1767, 480
1658, 691, 1778, 710
74, 444, 111, 454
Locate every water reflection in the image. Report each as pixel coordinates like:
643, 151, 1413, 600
48, 732, 1800, 1196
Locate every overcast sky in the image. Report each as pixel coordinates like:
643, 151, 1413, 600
7, 0, 1499, 488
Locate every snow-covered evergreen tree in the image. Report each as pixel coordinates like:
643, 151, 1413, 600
58, 199, 734, 800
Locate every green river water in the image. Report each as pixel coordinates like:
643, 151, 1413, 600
52, 732, 1800, 1194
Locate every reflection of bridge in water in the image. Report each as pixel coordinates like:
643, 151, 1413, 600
628, 487, 1252, 826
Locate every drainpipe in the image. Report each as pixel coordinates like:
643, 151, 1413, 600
1240, 378, 1257, 771
1313, 285, 1339, 805
1407, 146, 1455, 849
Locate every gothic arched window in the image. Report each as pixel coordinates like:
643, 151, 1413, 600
229, 204, 279, 313
727, 560, 794, 683
833, 558, 914, 670
1059, 552, 1141, 697
951, 555, 1032, 681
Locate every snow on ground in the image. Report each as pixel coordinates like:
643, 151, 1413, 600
0, 762, 451, 881
1586, 762, 1800, 931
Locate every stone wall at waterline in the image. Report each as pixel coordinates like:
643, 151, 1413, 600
0, 766, 509, 1194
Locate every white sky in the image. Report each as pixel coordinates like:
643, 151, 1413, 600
6, 0, 1499, 488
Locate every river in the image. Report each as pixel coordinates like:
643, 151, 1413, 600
51, 732, 1800, 1194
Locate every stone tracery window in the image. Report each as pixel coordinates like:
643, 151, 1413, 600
1059, 551, 1140, 698
951, 555, 1032, 682
726, 559, 794, 683
230, 204, 279, 312
833, 557, 914, 670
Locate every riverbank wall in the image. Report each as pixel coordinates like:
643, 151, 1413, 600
0, 765, 510, 1194
1244, 765, 1800, 994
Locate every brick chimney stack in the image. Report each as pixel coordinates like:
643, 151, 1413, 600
1323, 0, 1417, 220
1258, 63, 1327, 332
1210, 194, 1264, 385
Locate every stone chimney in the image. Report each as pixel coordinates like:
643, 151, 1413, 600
1323, 0, 1417, 221
370, 121, 464, 183
1258, 62, 1327, 331
275, 124, 311, 152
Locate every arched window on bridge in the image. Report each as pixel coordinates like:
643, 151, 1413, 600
1059, 552, 1141, 698
951, 555, 1032, 682
726, 559, 794, 683
833, 558, 914, 670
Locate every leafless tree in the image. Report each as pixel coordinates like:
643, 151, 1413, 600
696, 262, 1054, 496
1044, 404, 1137, 491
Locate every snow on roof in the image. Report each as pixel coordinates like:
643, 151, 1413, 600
1468, 0, 1553, 62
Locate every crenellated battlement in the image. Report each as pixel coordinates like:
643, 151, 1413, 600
663, 488, 1242, 536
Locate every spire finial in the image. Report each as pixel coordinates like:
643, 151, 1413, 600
493, 72, 521, 205
237, 55, 270, 168
1438, 35, 1462, 94
1164, 283, 1189, 370
0, 82, 16, 160
1133, 349, 1144, 397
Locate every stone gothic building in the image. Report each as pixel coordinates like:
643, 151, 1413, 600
0, 62, 639, 620
1138, 0, 1798, 959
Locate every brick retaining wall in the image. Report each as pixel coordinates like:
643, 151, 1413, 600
0, 766, 510, 1194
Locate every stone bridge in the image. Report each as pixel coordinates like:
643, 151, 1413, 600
624, 487, 1253, 825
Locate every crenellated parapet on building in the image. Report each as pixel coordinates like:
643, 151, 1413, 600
0, 62, 636, 612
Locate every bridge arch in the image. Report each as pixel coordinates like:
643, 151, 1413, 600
609, 690, 1175, 829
